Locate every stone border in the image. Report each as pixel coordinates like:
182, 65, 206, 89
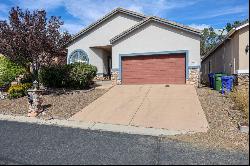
0, 114, 205, 137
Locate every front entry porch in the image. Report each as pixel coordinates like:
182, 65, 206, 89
90, 45, 112, 80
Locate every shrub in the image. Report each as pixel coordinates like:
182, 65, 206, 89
229, 87, 249, 121
0, 56, 25, 87
38, 64, 71, 88
69, 63, 97, 88
8, 83, 33, 99
39, 63, 97, 89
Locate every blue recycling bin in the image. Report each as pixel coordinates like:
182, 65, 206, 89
208, 73, 215, 89
221, 76, 235, 94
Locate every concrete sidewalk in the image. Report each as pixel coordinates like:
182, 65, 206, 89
70, 84, 209, 133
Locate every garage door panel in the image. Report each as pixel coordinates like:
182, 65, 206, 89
123, 72, 184, 78
123, 66, 185, 70
123, 69, 183, 73
123, 79, 184, 84
123, 64, 184, 69
123, 72, 185, 78
122, 54, 185, 84
123, 60, 185, 64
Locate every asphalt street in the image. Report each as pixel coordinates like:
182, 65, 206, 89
0, 120, 248, 165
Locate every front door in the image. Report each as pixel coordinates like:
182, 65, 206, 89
107, 56, 112, 78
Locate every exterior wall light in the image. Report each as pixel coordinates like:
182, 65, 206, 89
245, 44, 249, 54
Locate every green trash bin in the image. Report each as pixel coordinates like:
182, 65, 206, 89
214, 73, 227, 91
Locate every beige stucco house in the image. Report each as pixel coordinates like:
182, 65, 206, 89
201, 21, 249, 84
66, 8, 201, 85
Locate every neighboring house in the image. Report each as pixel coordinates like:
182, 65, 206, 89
66, 8, 201, 85
201, 20, 249, 85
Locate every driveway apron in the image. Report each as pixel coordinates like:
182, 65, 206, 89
70, 84, 208, 133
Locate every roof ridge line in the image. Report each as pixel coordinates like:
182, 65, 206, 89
66, 7, 147, 47
110, 17, 151, 43
110, 15, 201, 44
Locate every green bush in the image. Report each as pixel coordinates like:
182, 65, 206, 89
38, 64, 71, 88
39, 63, 97, 89
8, 83, 33, 99
69, 63, 97, 88
0, 56, 25, 87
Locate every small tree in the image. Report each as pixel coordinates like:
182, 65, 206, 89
0, 7, 71, 80
225, 21, 241, 32
200, 27, 220, 57
200, 20, 246, 58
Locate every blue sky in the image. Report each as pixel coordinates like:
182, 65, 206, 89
0, 0, 249, 34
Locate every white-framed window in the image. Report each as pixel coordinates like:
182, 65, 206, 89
69, 49, 89, 64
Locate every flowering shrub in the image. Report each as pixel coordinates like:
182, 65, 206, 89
8, 83, 33, 99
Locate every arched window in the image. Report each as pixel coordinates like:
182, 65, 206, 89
69, 49, 89, 64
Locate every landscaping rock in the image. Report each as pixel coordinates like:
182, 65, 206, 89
0, 89, 107, 120
0, 92, 8, 100
166, 87, 249, 152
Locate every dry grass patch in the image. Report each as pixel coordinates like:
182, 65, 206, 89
229, 87, 249, 123
166, 87, 249, 152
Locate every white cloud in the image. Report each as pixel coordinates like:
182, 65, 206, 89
61, 22, 85, 34
189, 24, 210, 30
0, 15, 7, 21
191, 5, 249, 20
189, 23, 228, 35
0, 3, 9, 12
127, 5, 143, 14
0, 0, 200, 35
3, 0, 200, 29
62, 0, 200, 26
63, 0, 111, 25
14, 0, 64, 11
130, 0, 199, 16
214, 29, 227, 35
63, 0, 146, 25
0, 3, 10, 20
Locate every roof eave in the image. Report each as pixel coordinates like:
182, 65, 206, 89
65, 8, 146, 47
110, 17, 201, 44
110, 17, 151, 44
201, 28, 236, 62
201, 21, 249, 62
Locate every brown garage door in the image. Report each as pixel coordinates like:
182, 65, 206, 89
122, 54, 186, 84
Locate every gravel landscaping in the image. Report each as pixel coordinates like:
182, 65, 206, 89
0, 84, 248, 152
166, 86, 249, 152
0, 88, 107, 120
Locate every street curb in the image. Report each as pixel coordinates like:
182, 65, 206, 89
0, 114, 206, 137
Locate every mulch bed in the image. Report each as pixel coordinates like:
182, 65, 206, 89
0, 88, 107, 120
166, 86, 249, 152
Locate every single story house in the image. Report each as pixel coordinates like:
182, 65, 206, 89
201, 20, 249, 85
66, 8, 201, 85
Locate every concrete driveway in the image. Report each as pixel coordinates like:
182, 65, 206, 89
70, 85, 208, 133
